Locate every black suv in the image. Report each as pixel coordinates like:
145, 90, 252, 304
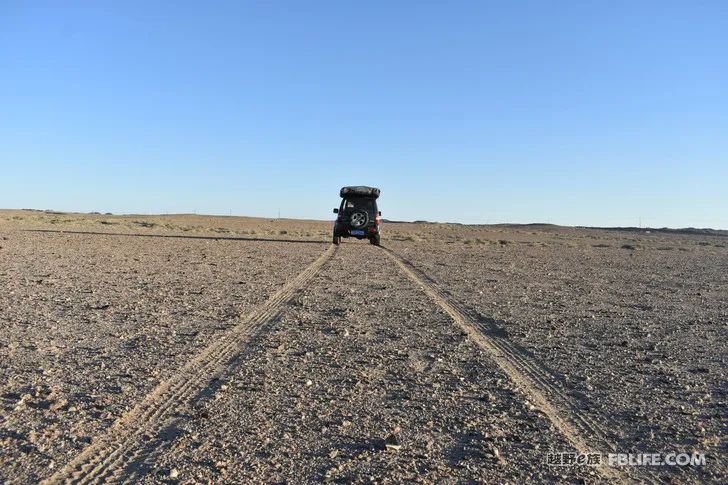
333, 186, 381, 246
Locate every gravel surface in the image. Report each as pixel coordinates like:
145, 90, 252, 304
1, 212, 725, 483
389, 230, 727, 483
132, 244, 594, 484
0, 226, 326, 482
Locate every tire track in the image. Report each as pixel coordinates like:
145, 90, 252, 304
44, 244, 336, 485
382, 246, 660, 484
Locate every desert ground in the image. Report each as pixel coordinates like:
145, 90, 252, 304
0, 209, 725, 484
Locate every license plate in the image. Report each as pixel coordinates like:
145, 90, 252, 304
350, 229, 365, 236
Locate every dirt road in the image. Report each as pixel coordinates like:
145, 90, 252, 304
1, 212, 725, 483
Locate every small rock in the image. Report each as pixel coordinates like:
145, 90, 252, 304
169, 468, 179, 479
384, 433, 402, 451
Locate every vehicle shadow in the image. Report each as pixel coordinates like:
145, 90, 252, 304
22, 229, 327, 245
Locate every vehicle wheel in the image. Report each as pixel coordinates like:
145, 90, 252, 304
333, 234, 340, 245
370, 233, 381, 246
350, 210, 369, 228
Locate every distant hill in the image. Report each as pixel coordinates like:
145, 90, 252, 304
382, 218, 727, 236
586, 226, 728, 237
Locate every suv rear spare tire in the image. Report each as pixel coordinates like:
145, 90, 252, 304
350, 210, 368, 228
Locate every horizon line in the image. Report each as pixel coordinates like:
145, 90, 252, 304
3, 207, 727, 233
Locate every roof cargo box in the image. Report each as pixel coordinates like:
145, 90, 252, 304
340, 186, 380, 199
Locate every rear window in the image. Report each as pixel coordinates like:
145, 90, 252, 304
343, 197, 376, 212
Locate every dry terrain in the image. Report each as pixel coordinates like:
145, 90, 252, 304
0, 210, 725, 484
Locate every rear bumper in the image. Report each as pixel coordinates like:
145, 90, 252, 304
334, 223, 380, 238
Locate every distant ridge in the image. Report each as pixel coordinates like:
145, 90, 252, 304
585, 226, 728, 237
382, 218, 728, 236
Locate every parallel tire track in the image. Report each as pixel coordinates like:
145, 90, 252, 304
382, 246, 656, 483
44, 244, 337, 485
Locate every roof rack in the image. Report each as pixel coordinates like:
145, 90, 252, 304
340, 186, 380, 199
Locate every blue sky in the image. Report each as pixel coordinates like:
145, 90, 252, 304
1, 1, 726, 227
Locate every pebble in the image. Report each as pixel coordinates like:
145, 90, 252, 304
384, 433, 402, 451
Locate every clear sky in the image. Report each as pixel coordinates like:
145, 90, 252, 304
1, 1, 726, 228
